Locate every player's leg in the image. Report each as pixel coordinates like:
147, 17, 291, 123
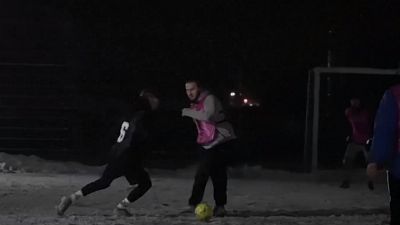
56, 162, 121, 216
210, 143, 229, 217
188, 147, 212, 208
388, 173, 400, 225
340, 143, 358, 188
125, 168, 152, 202
81, 162, 122, 195
362, 146, 374, 190
113, 167, 152, 216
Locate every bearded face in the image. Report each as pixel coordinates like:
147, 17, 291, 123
185, 82, 201, 102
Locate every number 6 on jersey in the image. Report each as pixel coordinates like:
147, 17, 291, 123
117, 121, 129, 143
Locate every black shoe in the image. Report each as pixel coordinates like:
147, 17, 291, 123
213, 205, 226, 217
340, 180, 350, 189
368, 181, 374, 190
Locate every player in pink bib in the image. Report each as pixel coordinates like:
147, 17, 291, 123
182, 79, 237, 217
340, 97, 373, 189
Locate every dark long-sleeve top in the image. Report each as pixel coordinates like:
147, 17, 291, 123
108, 97, 154, 163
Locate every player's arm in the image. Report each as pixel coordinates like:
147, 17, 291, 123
182, 95, 217, 121
128, 112, 148, 148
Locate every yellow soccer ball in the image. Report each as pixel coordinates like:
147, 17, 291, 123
195, 203, 213, 221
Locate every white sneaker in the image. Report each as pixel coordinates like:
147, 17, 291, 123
56, 196, 72, 216
113, 207, 133, 217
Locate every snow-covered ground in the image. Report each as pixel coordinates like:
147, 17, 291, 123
0, 152, 391, 225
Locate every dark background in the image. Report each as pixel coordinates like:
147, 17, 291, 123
0, 1, 399, 171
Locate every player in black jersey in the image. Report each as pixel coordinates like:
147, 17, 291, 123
56, 90, 159, 217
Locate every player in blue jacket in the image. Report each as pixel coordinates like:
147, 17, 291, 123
367, 85, 400, 225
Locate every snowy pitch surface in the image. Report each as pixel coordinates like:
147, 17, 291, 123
0, 153, 391, 224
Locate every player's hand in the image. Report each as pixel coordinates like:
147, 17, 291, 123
366, 163, 378, 179
182, 108, 190, 117
365, 138, 372, 151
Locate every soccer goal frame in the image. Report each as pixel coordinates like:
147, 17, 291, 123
303, 67, 400, 172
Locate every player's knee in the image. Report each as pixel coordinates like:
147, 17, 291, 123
97, 178, 112, 189
136, 177, 152, 192
142, 179, 152, 191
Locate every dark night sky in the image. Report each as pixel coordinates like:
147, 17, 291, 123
0, 1, 399, 82
0, 1, 399, 165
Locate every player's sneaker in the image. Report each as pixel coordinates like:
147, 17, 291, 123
113, 207, 133, 217
213, 205, 226, 217
56, 196, 72, 216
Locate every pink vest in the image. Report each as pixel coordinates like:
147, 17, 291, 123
390, 85, 400, 152
345, 108, 371, 144
192, 93, 217, 145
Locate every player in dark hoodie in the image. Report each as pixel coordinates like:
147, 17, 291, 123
56, 90, 159, 217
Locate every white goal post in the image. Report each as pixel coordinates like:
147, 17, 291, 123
304, 67, 400, 172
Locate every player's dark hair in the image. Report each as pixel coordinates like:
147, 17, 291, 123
129, 89, 155, 112
140, 88, 158, 98
185, 79, 202, 88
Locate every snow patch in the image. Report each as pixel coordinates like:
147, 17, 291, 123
0, 153, 102, 174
